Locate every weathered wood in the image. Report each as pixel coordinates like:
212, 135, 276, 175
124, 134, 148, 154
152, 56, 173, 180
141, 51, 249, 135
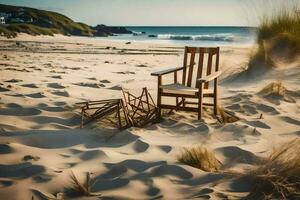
187, 50, 196, 87
197, 71, 222, 83
77, 98, 129, 130
122, 87, 158, 127
151, 46, 221, 120
151, 66, 183, 76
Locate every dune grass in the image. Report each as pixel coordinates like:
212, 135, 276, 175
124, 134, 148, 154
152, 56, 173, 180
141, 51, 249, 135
69, 171, 101, 197
258, 81, 295, 103
178, 146, 221, 172
217, 107, 239, 124
259, 81, 286, 96
245, 139, 300, 199
247, 5, 300, 75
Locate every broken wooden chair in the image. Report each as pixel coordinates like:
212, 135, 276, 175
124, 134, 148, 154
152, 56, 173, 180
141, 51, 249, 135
122, 87, 158, 127
151, 46, 222, 120
75, 99, 129, 130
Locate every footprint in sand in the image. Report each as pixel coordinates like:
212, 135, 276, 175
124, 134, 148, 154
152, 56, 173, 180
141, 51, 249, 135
53, 101, 67, 106
26, 92, 45, 98
256, 103, 279, 114
51, 90, 70, 97
5, 79, 22, 83
0, 107, 42, 116
21, 83, 39, 88
74, 82, 102, 88
132, 139, 149, 153
47, 83, 66, 89
157, 145, 172, 153
6, 103, 22, 108
100, 79, 111, 84
151, 164, 193, 179
115, 71, 135, 75
33, 173, 53, 183
280, 116, 300, 126
0, 144, 13, 154
41, 106, 66, 112
23, 155, 40, 161
109, 85, 122, 91
0, 86, 10, 92
78, 149, 108, 161
49, 75, 62, 79
216, 146, 262, 166
0, 162, 45, 179
245, 120, 271, 129
0, 180, 13, 188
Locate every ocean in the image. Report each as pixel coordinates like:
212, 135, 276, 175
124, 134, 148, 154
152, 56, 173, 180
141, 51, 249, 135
105, 26, 257, 47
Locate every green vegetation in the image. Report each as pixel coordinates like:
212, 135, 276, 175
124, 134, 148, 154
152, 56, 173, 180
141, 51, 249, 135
245, 139, 300, 199
0, 4, 93, 37
247, 6, 300, 74
178, 146, 221, 172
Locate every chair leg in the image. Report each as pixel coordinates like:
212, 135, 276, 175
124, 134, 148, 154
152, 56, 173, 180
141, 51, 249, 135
214, 79, 218, 116
157, 76, 162, 119
198, 84, 204, 120
214, 95, 218, 116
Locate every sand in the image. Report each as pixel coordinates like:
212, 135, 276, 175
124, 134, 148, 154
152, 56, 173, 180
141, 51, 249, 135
0, 34, 299, 199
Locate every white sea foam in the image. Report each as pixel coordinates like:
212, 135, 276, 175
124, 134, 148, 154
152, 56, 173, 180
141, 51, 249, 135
154, 33, 236, 42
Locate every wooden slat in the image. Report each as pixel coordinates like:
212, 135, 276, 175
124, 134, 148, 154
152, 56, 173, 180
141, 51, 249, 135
161, 92, 214, 98
215, 47, 220, 71
160, 104, 199, 112
187, 49, 196, 86
182, 46, 188, 85
196, 48, 204, 88
151, 66, 184, 76
186, 47, 218, 54
204, 49, 213, 89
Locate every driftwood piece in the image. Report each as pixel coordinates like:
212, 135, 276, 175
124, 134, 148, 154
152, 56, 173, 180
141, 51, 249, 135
75, 99, 129, 130
122, 87, 158, 127
75, 87, 158, 130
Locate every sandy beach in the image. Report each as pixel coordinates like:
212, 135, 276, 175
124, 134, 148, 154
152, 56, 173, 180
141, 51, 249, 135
0, 34, 299, 199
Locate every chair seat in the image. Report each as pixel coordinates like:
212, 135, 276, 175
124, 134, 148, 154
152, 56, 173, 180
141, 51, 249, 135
160, 83, 213, 95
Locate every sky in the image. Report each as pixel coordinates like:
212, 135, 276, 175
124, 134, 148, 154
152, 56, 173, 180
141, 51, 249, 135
0, 0, 299, 26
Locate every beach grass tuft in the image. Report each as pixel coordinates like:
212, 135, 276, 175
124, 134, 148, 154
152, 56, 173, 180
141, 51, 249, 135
178, 146, 221, 172
258, 81, 286, 96
69, 171, 101, 197
245, 139, 300, 199
247, 5, 300, 75
217, 107, 239, 124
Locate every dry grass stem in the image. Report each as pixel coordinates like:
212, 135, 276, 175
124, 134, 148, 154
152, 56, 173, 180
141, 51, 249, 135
69, 171, 101, 197
245, 139, 300, 199
178, 146, 221, 172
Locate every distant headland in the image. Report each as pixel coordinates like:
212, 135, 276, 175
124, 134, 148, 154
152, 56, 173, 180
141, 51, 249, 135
0, 4, 132, 38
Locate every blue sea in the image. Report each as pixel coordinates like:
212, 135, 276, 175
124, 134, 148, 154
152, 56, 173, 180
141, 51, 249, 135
105, 26, 257, 47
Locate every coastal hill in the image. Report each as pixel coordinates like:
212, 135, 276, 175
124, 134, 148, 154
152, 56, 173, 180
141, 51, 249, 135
0, 4, 131, 38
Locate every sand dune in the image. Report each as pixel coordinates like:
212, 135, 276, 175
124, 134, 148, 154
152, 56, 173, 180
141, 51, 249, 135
0, 35, 299, 199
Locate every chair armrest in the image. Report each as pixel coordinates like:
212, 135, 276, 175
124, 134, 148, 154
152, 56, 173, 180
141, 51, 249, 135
197, 71, 222, 83
151, 67, 184, 76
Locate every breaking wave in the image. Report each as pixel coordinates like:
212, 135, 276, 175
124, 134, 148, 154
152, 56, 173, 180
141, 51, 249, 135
150, 34, 236, 42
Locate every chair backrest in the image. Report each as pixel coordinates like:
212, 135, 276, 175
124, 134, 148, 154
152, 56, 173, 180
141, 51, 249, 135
182, 46, 220, 89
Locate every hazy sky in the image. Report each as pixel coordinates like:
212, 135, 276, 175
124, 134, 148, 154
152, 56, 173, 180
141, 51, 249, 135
0, 0, 298, 26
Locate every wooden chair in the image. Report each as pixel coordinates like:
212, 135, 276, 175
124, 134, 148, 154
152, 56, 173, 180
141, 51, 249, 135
151, 46, 221, 120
